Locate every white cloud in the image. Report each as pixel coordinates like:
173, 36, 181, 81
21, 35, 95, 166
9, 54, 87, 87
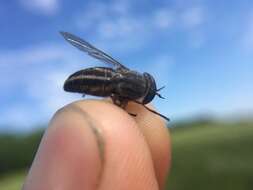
74, 1, 207, 51
26, 69, 77, 120
181, 7, 205, 29
97, 17, 145, 42
75, 1, 148, 43
111, 0, 129, 15
74, 2, 160, 52
1, 76, 79, 129
75, 2, 108, 30
0, 43, 77, 90
19, 0, 59, 15
153, 9, 174, 29
0, 44, 62, 66
0, 42, 94, 128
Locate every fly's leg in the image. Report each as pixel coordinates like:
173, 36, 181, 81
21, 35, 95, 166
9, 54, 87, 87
110, 95, 137, 117
132, 100, 170, 122
110, 94, 128, 108
129, 113, 137, 117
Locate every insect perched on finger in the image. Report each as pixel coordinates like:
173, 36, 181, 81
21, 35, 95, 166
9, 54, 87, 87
60, 32, 170, 121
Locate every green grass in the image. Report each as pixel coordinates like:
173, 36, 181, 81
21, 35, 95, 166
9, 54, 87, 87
0, 171, 26, 190
0, 121, 252, 190
167, 121, 253, 190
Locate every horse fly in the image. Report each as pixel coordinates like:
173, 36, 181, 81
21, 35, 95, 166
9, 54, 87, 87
60, 32, 170, 121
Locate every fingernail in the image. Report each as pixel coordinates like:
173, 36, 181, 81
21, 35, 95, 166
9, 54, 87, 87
69, 105, 105, 164
88, 123, 105, 163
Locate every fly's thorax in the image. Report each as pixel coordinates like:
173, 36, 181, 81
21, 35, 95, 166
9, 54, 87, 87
142, 72, 157, 104
112, 70, 147, 100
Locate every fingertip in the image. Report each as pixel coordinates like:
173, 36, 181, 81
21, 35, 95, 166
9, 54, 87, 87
23, 104, 102, 190
125, 102, 171, 189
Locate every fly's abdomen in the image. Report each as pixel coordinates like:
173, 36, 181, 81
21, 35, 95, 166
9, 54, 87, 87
64, 67, 115, 96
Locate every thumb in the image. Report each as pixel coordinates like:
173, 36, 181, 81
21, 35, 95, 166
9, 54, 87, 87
23, 104, 102, 190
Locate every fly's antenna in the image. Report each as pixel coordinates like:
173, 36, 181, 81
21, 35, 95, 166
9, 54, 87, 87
156, 86, 165, 99
132, 100, 170, 122
156, 92, 165, 99
157, 86, 165, 91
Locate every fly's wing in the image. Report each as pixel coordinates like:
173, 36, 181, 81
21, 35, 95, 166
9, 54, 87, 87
60, 32, 129, 70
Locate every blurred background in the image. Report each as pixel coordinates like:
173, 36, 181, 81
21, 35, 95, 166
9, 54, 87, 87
0, 0, 252, 189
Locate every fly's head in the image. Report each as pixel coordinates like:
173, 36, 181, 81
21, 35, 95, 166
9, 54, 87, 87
142, 73, 165, 104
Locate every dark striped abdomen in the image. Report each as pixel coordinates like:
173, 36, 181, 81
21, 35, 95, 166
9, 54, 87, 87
64, 67, 116, 97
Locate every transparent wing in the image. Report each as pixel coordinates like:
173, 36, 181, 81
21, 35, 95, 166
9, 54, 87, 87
60, 32, 129, 70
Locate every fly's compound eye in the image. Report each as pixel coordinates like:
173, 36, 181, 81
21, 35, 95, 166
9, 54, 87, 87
142, 73, 157, 104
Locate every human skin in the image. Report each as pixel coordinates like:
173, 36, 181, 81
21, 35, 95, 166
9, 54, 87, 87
22, 100, 171, 190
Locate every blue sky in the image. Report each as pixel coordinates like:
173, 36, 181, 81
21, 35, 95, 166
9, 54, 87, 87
0, 0, 253, 131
